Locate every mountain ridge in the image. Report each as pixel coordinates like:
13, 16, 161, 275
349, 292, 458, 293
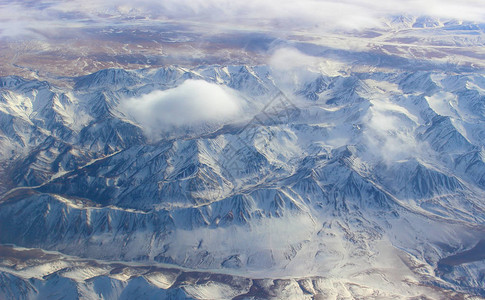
0, 64, 485, 298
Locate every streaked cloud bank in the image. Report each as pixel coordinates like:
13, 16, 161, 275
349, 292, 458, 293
1, 0, 485, 38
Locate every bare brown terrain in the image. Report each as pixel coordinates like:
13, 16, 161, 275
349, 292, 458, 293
2, 19, 485, 87
0, 24, 271, 86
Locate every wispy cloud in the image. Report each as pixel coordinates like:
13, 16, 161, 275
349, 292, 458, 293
362, 97, 422, 164
269, 48, 346, 88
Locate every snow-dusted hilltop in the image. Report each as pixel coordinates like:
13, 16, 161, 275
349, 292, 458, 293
0, 61, 484, 299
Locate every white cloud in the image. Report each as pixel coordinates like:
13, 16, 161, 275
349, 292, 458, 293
268, 48, 321, 92
269, 48, 320, 73
362, 101, 420, 164
270, 48, 346, 75
120, 80, 243, 137
268, 48, 347, 96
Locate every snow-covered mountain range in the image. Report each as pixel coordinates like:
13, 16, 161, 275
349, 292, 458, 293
0, 61, 485, 299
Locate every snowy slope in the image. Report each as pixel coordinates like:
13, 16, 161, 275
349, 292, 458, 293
0, 62, 485, 299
